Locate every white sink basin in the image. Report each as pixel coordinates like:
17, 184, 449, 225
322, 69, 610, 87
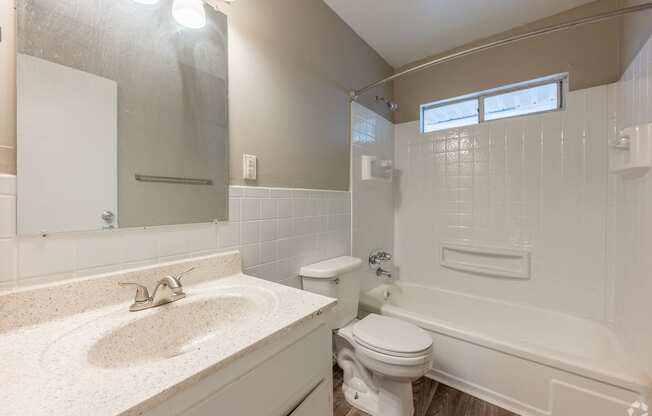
41, 285, 278, 371
88, 295, 264, 368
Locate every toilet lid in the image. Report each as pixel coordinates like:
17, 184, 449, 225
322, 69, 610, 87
352, 314, 432, 357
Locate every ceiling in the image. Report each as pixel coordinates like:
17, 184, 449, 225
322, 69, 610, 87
323, 0, 597, 68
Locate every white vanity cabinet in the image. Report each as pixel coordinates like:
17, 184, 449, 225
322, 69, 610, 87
145, 312, 334, 416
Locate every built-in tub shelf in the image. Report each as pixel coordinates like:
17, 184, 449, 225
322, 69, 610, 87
440, 243, 531, 280
609, 123, 652, 177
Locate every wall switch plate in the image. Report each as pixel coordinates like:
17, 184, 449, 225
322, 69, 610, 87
243, 154, 257, 180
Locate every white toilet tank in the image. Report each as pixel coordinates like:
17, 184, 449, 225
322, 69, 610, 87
300, 256, 363, 329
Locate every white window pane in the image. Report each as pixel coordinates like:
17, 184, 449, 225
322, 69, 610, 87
484, 82, 559, 121
422, 98, 479, 133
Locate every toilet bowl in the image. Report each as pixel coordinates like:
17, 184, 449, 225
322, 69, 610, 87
336, 314, 434, 416
300, 257, 434, 416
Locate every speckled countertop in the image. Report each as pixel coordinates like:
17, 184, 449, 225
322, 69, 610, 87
0, 252, 336, 416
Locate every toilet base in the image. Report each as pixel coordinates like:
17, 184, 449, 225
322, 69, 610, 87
342, 374, 415, 416
338, 345, 416, 416
342, 376, 378, 415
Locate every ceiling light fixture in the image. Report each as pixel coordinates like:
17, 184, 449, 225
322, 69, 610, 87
133, 0, 159, 4
172, 0, 207, 29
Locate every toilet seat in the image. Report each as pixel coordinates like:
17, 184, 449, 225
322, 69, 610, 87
352, 314, 433, 358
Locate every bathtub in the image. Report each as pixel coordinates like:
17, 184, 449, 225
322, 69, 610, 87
360, 283, 651, 416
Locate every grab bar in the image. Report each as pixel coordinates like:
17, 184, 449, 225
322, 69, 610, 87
135, 174, 213, 186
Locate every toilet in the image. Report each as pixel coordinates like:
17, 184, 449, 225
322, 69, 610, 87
300, 257, 434, 416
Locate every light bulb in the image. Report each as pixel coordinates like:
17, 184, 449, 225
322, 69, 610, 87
172, 0, 207, 29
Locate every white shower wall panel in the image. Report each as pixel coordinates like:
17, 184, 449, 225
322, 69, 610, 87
394, 86, 611, 321
610, 33, 652, 379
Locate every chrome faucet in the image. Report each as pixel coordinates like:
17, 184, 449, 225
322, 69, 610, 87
119, 268, 194, 312
369, 250, 392, 265
375, 267, 393, 279
369, 250, 394, 280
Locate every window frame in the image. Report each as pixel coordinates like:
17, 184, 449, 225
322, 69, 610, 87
420, 74, 566, 133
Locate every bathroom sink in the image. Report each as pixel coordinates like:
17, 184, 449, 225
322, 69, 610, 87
40, 285, 278, 372
88, 295, 265, 368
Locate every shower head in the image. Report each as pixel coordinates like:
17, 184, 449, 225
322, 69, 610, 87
376, 96, 399, 112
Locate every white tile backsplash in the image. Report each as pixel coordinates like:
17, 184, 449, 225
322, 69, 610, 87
74, 233, 131, 271
277, 199, 292, 218
0, 174, 15, 195
277, 218, 294, 238
218, 222, 240, 248
241, 198, 261, 221
0, 178, 351, 289
259, 219, 277, 242
0, 238, 16, 283
243, 187, 270, 199
17, 236, 77, 280
270, 188, 292, 199
260, 199, 277, 219
259, 240, 277, 264
0, 194, 15, 237
228, 198, 241, 222
241, 221, 260, 245
240, 244, 259, 269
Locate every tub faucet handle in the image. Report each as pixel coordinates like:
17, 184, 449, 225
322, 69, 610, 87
369, 250, 392, 266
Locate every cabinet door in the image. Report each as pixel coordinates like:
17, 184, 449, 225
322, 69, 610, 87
288, 380, 330, 416
182, 324, 332, 416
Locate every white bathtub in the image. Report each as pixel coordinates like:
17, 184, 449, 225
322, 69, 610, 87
360, 283, 651, 416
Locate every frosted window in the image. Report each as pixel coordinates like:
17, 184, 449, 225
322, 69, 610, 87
484, 82, 559, 121
422, 99, 479, 133
420, 76, 565, 134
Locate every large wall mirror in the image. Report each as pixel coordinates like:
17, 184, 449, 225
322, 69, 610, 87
16, 0, 229, 235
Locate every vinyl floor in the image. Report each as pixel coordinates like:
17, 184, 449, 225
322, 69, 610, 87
333, 366, 519, 416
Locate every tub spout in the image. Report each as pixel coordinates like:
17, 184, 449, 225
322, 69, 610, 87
375, 267, 393, 279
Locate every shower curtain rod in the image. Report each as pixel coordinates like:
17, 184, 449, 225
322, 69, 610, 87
350, 2, 652, 100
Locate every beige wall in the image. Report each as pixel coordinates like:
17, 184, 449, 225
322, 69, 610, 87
0, 0, 393, 191
392, 0, 622, 124
0, 2, 16, 174
216, 0, 393, 190
620, 0, 652, 72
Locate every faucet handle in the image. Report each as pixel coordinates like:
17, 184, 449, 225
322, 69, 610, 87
169, 267, 195, 283
118, 282, 150, 303
369, 250, 392, 266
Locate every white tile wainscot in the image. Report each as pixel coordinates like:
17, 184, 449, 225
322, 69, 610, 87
0, 179, 351, 290
225, 186, 351, 288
